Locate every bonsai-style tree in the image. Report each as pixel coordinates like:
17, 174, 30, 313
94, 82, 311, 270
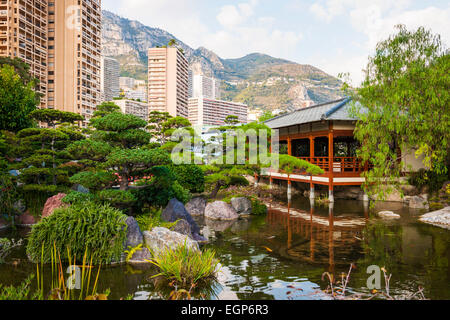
68, 109, 171, 211
14, 110, 85, 215
147, 111, 172, 144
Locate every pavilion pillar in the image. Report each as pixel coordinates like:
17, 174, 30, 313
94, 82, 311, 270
287, 179, 292, 200
269, 177, 273, 190
287, 138, 292, 156
309, 136, 314, 162
309, 179, 315, 200
328, 129, 335, 203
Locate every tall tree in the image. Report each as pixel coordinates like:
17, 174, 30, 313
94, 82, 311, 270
0, 65, 39, 132
349, 25, 450, 199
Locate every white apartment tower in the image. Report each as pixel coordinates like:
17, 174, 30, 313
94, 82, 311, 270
188, 72, 221, 100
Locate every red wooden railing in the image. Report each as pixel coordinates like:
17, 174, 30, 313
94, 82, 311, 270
299, 157, 366, 174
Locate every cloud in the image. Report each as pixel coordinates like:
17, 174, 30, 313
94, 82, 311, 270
217, 0, 258, 28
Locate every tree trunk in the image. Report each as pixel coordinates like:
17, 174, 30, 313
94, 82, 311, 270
210, 182, 222, 199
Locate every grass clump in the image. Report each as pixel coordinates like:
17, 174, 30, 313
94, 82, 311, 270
149, 243, 220, 289
27, 202, 128, 264
135, 208, 178, 232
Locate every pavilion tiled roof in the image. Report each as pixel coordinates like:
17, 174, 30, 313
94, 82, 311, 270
264, 97, 359, 129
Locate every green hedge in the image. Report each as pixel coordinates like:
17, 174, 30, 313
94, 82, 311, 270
26, 202, 128, 264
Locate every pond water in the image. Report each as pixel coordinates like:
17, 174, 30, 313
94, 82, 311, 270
1, 197, 449, 300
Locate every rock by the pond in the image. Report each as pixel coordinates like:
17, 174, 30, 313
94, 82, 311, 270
172, 219, 192, 238
205, 201, 239, 221
161, 198, 200, 234
231, 197, 252, 215
185, 197, 207, 217
42, 193, 68, 218
127, 247, 152, 264
143, 227, 199, 256
377, 211, 401, 219
125, 216, 144, 249
408, 195, 429, 210
419, 207, 450, 230
205, 218, 236, 232
17, 211, 38, 226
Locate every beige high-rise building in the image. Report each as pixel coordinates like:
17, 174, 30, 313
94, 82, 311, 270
0, 0, 49, 108
47, 0, 102, 125
148, 47, 189, 118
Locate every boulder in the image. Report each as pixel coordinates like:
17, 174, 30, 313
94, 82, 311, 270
127, 247, 152, 264
230, 197, 252, 215
419, 207, 450, 230
73, 184, 89, 194
161, 198, 200, 234
171, 219, 192, 238
42, 193, 68, 218
377, 211, 401, 219
205, 201, 239, 221
17, 211, 38, 226
143, 227, 199, 256
125, 216, 144, 249
185, 197, 207, 217
408, 195, 429, 210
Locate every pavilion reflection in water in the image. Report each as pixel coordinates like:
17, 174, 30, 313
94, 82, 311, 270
266, 200, 369, 274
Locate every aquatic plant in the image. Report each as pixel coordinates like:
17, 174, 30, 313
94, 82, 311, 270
27, 202, 127, 264
148, 242, 220, 289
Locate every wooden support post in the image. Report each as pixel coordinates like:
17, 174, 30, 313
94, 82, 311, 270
287, 138, 292, 156
309, 136, 314, 163
287, 179, 292, 200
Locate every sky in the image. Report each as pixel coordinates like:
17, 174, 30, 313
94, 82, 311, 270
103, 0, 450, 85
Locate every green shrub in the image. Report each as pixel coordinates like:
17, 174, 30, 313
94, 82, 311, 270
134, 166, 191, 207
229, 175, 250, 187
27, 202, 128, 264
408, 169, 448, 193
251, 198, 268, 215
0, 275, 40, 300
98, 189, 136, 205
135, 208, 178, 232
170, 164, 205, 193
149, 243, 220, 288
0, 174, 20, 219
62, 191, 95, 204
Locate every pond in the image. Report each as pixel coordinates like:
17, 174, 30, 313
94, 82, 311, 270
1, 197, 449, 300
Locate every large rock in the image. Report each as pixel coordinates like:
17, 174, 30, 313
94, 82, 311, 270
185, 197, 207, 217
205, 201, 239, 221
377, 211, 401, 219
171, 219, 192, 238
127, 247, 152, 264
143, 227, 199, 256
125, 217, 144, 249
42, 193, 68, 218
161, 198, 200, 234
231, 197, 252, 215
205, 218, 236, 232
408, 195, 429, 210
17, 211, 37, 226
420, 207, 450, 230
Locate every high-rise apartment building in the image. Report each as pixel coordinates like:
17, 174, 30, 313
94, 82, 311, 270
101, 56, 120, 102
148, 47, 189, 118
188, 97, 248, 127
114, 99, 148, 121
188, 72, 221, 100
47, 0, 102, 125
0, 0, 49, 108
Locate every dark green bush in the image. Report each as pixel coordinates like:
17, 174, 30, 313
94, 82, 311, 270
133, 166, 191, 208
27, 202, 128, 264
408, 169, 448, 193
251, 198, 268, 215
170, 164, 205, 193
229, 175, 250, 187
62, 191, 95, 204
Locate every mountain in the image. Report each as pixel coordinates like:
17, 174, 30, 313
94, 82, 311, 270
102, 10, 343, 112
